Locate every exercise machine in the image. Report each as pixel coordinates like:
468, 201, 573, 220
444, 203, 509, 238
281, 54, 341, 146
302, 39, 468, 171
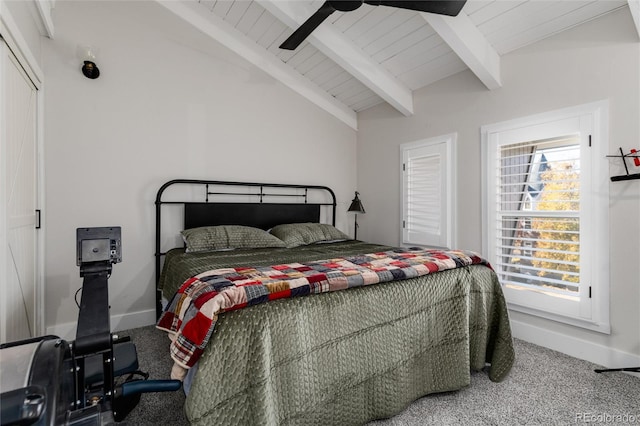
0, 227, 181, 425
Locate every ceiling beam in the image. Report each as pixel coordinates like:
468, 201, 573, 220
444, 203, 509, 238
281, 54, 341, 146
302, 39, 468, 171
34, 0, 55, 38
628, 0, 640, 39
258, 0, 414, 117
421, 11, 501, 90
155, 0, 358, 130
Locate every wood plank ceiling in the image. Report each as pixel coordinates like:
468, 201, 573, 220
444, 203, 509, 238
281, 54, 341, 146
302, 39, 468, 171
158, 0, 637, 129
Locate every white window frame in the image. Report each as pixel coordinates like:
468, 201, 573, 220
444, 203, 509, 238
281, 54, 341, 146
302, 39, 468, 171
481, 101, 610, 333
400, 133, 456, 249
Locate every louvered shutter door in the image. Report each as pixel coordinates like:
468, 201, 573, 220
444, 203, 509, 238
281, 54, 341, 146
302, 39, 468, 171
402, 141, 449, 248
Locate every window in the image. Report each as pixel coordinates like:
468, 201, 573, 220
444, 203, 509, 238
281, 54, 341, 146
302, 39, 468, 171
400, 134, 455, 248
482, 102, 610, 332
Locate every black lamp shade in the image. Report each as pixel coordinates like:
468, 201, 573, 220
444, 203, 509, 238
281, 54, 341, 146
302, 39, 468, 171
348, 192, 365, 214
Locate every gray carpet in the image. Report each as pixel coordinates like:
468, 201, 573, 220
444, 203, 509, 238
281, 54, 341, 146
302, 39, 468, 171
121, 325, 639, 425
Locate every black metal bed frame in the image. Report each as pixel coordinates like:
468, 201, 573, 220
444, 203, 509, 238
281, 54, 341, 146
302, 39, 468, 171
154, 179, 337, 318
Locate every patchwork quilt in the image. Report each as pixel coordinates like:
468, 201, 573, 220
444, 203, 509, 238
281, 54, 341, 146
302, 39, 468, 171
157, 248, 488, 375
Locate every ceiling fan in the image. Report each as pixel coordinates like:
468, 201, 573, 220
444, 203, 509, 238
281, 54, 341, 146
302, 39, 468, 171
279, 0, 467, 50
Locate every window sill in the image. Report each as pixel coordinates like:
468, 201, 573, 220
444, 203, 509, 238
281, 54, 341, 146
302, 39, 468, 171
507, 302, 611, 334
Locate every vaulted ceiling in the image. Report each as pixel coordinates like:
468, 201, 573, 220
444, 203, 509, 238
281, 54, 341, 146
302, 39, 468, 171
158, 0, 640, 129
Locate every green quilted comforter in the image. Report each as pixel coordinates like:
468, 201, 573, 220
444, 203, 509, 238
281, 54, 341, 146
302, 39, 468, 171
159, 241, 514, 425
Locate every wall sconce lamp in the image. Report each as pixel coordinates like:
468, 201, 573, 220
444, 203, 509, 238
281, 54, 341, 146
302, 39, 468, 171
347, 191, 365, 240
79, 46, 100, 79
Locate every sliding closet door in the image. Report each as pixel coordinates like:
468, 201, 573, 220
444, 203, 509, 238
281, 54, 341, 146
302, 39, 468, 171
0, 40, 39, 342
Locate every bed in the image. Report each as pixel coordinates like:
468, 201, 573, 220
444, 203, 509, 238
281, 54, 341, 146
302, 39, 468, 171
154, 179, 515, 425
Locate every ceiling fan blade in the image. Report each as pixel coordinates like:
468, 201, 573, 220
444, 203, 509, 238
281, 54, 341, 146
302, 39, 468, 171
279, 2, 337, 50
365, 0, 467, 16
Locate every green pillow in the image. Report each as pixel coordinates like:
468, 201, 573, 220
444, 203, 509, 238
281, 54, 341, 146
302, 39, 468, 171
181, 225, 285, 253
269, 223, 349, 248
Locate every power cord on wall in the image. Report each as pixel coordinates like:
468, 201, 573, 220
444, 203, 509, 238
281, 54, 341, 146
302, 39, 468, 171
74, 287, 82, 308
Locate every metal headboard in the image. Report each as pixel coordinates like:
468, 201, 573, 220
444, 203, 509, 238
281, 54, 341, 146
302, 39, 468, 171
154, 179, 337, 318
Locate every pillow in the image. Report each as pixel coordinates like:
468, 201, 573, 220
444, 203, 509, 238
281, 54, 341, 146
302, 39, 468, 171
181, 225, 286, 253
269, 223, 349, 248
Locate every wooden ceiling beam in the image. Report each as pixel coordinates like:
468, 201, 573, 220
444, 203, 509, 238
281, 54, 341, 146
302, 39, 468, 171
35, 0, 55, 38
628, 0, 640, 39
258, 0, 414, 117
421, 11, 502, 90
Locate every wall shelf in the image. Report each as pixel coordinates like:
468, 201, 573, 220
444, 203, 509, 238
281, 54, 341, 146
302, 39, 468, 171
611, 173, 640, 182
607, 147, 640, 181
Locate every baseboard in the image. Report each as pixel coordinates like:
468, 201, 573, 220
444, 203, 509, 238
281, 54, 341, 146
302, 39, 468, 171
511, 318, 640, 377
45, 309, 157, 341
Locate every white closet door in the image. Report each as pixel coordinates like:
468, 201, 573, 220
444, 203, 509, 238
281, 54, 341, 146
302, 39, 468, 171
1, 41, 39, 342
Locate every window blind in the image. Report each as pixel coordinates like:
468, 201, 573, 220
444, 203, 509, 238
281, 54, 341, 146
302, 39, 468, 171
496, 136, 581, 296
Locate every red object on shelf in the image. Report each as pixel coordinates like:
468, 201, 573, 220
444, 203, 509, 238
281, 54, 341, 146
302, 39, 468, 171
632, 149, 640, 167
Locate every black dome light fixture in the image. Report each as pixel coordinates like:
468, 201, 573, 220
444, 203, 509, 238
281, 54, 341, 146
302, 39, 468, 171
79, 46, 100, 79
82, 60, 100, 79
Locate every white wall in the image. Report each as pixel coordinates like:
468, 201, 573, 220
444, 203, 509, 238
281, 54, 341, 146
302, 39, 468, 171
357, 8, 640, 364
42, 1, 357, 338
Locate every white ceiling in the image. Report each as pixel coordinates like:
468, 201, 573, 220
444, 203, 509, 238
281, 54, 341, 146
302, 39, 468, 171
158, 0, 640, 129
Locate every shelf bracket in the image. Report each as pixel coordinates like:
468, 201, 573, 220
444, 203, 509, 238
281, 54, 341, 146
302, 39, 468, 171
607, 147, 640, 181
